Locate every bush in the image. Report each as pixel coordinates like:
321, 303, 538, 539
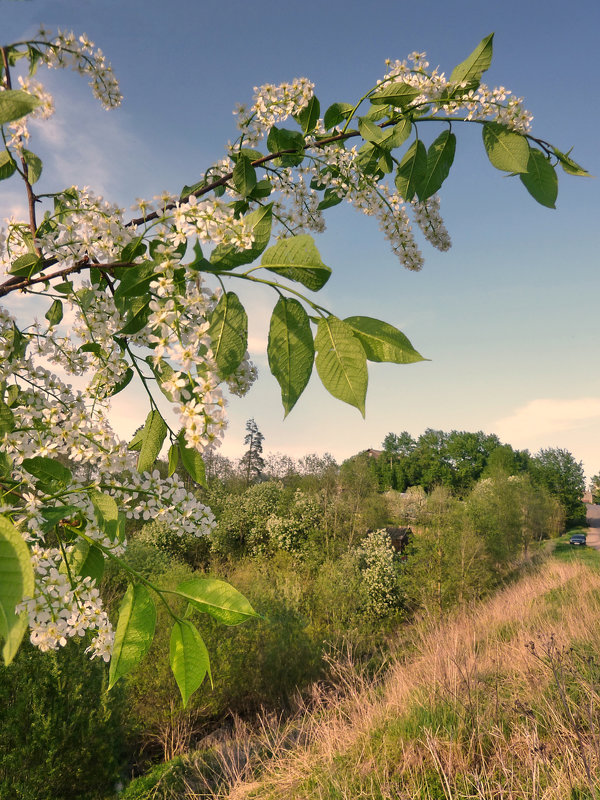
135, 519, 212, 569
0, 638, 127, 800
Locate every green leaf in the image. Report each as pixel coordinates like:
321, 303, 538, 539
356, 142, 384, 176
108, 584, 156, 690
89, 490, 119, 541
64, 540, 105, 585
145, 357, 179, 402
315, 316, 368, 415
8, 253, 44, 279
0, 515, 34, 666
344, 316, 426, 364
209, 204, 273, 269
317, 187, 343, 211
0, 150, 17, 181
395, 139, 427, 201
137, 410, 168, 474
44, 299, 63, 327
369, 83, 420, 108
379, 118, 412, 151
234, 147, 264, 162
22, 149, 42, 184
120, 237, 147, 262
261, 234, 332, 291
268, 297, 314, 416
39, 504, 81, 534
78, 342, 102, 356
450, 33, 494, 88
0, 452, 12, 480
0, 399, 15, 435
294, 95, 320, 134
266, 126, 305, 166
232, 154, 257, 197
248, 178, 272, 200
419, 130, 456, 200
177, 432, 207, 487
168, 444, 179, 477
323, 102, 354, 130
108, 367, 134, 397
114, 262, 157, 301
128, 427, 145, 452
520, 149, 558, 208
5, 384, 19, 407
0, 89, 40, 125
358, 117, 384, 145
208, 291, 248, 377
175, 577, 259, 625
117, 297, 151, 335
552, 147, 590, 177
170, 620, 211, 707
482, 122, 530, 173
22, 456, 71, 488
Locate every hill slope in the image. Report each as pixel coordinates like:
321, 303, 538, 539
229, 557, 600, 800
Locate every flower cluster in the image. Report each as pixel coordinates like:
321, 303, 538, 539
171, 195, 254, 250
381, 50, 533, 133
36, 26, 122, 109
234, 77, 314, 145
356, 529, 401, 617
34, 187, 134, 269
412, 195, 452, 252
16, 545, 114, 659
108, 469, 216, 535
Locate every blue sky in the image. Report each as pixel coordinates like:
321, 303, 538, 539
3, 0, 600, 477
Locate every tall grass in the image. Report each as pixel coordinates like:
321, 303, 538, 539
223, 560, 600, 799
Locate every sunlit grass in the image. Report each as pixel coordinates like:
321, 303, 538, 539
552, 527, 600, 568
219, 560, 600, 800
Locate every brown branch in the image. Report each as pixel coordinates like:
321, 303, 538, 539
126, 128, 361, 228
0, 257, 139, 298
1, 46, 40, 248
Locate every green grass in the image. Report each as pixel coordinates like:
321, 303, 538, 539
551, 528, 600, 567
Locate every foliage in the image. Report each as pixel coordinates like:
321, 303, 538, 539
529, 448, 587, 524
0, 638, 127, 800
375, 428, 507, 494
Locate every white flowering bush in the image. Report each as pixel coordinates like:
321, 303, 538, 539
356, 530, 401, 617
0, 29, 587, 704
266, 489, 322, 553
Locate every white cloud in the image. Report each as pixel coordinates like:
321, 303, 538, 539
495, 397, 600, 442
494, 398, 600, 479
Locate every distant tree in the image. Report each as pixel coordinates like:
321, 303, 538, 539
201, 448, 237, 485
483, 443, 530, 477
406, 428, 452, 489
240, 419, 266, 485
382, 431, 416, 464
590, 473, 600, 504
264, 451, 298, 482
529, 448, 586, 524
445, 430, 501, 494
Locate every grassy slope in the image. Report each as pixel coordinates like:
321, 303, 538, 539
225, 547, 600, 800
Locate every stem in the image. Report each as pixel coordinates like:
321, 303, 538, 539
1, 46, 40, 249
76, 528, 180, 620
217, 270, 329, 315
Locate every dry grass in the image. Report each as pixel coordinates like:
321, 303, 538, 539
217, 559, 600, 799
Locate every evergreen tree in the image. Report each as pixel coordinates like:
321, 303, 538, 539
240, 418, 265, 485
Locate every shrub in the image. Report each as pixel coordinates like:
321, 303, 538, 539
0, 638, 127, 800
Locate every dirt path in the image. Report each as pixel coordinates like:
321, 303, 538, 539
585, 504, 600, 549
